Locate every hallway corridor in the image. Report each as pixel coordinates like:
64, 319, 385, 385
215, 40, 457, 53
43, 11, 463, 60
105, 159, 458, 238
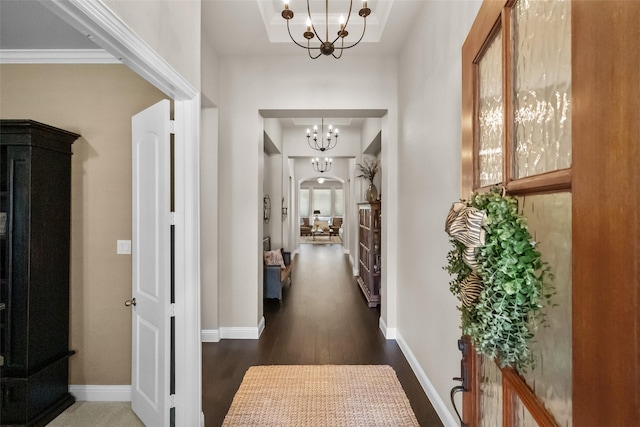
202, 243, 443, 426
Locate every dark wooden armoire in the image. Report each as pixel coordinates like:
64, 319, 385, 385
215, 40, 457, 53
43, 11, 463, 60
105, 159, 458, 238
0, 120, 79, 426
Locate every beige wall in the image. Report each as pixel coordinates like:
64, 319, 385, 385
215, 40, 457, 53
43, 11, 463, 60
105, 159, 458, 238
0, 64, 166, 385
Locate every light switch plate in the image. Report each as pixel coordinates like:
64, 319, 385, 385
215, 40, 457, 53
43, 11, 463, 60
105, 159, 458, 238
117, 240, 131, 255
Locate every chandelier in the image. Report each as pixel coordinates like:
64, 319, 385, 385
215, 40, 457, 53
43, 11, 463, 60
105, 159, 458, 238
307, 118, 338, 152
312, 157, 333, 173
281, 0, 372, 59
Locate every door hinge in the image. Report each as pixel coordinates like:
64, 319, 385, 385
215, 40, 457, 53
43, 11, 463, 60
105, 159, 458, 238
169, 303, 176, 317
170, 212, 176, 225
169, 120, 176, 135
169, 394, 176, 408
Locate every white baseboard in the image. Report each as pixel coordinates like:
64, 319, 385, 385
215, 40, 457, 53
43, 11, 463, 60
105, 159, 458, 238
213, 316, 265, 340
257, 316, 265, 337
395, 332, 458, 427
201, 329, 220, 342
378, 317, 397, 339
69, 385, 131, 402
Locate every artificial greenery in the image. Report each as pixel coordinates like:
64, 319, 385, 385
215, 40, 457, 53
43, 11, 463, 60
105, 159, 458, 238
445, 188, 554, 371
355, 158, 380, 183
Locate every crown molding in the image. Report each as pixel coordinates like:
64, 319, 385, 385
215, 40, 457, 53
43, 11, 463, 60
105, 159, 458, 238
0, 49, 119, 64
40, 0, 197, 100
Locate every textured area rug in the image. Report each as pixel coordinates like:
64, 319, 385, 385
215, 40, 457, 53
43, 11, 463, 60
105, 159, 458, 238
222, 365, 419, 427
300, 235, 342, 244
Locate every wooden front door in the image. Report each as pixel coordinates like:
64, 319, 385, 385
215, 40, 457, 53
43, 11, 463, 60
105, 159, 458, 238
460, 0, 639, 425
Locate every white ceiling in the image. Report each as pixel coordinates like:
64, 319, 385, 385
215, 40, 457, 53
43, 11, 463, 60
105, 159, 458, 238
202, 0, 424, 57
1, 0, 423, 57
0, 0, 423, 138
0, 1, 98, 49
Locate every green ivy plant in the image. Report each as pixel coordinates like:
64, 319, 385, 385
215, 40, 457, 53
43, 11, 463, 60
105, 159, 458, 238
445, 188, 555, 372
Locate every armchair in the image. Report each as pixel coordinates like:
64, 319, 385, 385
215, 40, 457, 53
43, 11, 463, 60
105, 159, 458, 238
330, 217, 343, 236
300, 217, 312, 236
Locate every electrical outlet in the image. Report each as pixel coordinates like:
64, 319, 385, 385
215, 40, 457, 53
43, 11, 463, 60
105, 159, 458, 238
117, 240, 131, 255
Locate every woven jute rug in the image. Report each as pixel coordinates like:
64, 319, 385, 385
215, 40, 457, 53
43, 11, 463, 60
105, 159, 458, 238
300, 235, 342, 244
222, 365, 420, 426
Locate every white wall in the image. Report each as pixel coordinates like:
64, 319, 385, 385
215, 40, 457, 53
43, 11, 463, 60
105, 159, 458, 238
200, 23, 220, 331
217, 55, 397, 331
201, 107, 219, 331
264, 118, 284, 152
104, 0, 201, 89
396, 1, 482, 422
201, 29, 220, 106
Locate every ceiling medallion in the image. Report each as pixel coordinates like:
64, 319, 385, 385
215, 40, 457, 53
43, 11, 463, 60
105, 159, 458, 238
312, 157, 333, 173
307, 118, 338, 152
281, 0, 371, 59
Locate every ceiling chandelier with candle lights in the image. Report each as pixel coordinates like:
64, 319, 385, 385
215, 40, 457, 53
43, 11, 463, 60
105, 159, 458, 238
307, 118, 338, 152
312, 157, 333, 173
281, 0, 372, 59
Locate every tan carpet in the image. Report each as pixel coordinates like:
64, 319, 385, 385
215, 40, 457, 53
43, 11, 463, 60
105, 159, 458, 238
222, 365, 420, 427
46, 402, 144, 426
300, 235, 342, 244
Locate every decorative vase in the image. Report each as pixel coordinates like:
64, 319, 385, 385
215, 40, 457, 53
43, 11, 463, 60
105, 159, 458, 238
366, 183, 378, 202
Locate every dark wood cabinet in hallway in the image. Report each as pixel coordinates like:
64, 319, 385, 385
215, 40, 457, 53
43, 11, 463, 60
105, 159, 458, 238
202, 243, 443, 426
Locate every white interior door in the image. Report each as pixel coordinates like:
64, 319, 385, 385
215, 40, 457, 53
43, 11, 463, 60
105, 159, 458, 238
131, 99, 172, 427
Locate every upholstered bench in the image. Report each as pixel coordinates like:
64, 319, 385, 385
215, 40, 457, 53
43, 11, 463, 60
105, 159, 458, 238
263, 237, 292, 301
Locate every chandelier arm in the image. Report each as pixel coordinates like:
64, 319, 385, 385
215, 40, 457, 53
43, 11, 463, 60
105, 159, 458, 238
308, 46, 323, 59
332, 37, 345, 59
325, 0, 355, 48
307, 0, 324, 43
329, 134, 338, 150
308, 136, 322, 150
286, 19, 321, 50
334, 18, 368, 50
342, 0, 354, 32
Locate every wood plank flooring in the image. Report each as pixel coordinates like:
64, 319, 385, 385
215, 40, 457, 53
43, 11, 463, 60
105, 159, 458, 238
202, 243, 443, 427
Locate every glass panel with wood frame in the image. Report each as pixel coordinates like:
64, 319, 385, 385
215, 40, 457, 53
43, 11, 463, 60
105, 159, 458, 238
512, 0, 571, 179
463, 0, 574, 424
513, 393, 539, 427
477, 30, 504, 188
479, 354, 503, 426
518, 192, 572, 426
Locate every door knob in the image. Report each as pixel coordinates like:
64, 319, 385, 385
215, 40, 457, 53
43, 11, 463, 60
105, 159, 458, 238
124, 298, 137, 307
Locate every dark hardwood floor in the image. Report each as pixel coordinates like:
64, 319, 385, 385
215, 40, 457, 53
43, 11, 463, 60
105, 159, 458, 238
202, 243, 443, 427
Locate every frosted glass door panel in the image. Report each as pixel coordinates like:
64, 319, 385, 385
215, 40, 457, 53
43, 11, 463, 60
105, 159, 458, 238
514, 395, 539, 427
517, 192, 572, 427
478, 31, 504, 187
512, 0, 572, 178
479, 355, 503, 426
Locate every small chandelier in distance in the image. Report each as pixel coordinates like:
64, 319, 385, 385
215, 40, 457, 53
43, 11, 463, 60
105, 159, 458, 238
312, 157, 333, 173
307, 118, 338, 152
281, 0, 372, 59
